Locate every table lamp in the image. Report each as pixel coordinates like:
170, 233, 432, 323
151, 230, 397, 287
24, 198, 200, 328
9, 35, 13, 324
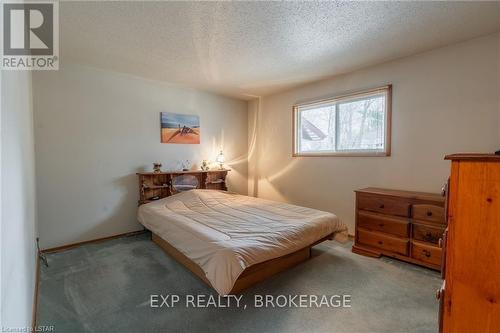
216, 151, 225, 170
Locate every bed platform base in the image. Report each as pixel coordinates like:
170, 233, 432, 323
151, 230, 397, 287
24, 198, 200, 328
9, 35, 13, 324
151, 232, 333, 294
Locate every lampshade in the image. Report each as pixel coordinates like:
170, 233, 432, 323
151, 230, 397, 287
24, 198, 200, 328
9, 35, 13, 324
216, 151, 225, 164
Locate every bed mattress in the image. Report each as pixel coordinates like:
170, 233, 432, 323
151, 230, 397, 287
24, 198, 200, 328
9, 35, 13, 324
137, 189, 348, 295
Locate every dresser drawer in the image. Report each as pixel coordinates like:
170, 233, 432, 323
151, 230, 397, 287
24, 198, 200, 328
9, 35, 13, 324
411, 241, 441, 267
357, 229, 408, 255
412, 204, 445, 224
358, 211, 409, 237
412, 223, 444, 245
357, 194, 410, 217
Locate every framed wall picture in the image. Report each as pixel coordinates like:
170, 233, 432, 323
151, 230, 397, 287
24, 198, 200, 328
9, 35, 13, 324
160, 112, 200, 144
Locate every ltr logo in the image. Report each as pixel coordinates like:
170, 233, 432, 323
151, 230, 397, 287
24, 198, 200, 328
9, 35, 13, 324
3, 3, 54, 55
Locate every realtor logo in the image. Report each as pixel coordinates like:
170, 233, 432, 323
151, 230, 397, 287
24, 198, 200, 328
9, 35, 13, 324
1, 1, 59, 70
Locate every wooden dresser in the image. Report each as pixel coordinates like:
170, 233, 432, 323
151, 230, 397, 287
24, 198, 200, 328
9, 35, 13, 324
352, 187, 446, 270
438, 154, 500, 332
137, 169, 229, 205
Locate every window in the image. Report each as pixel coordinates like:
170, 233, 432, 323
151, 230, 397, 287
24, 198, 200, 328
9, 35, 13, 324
293, 85, 391, 156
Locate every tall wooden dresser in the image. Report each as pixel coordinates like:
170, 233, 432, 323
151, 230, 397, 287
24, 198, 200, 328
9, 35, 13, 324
438, 154, 500, 332
352, 187, 446, 270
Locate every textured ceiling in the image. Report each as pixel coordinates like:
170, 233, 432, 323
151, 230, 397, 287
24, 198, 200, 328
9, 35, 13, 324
60, 1, 500, 99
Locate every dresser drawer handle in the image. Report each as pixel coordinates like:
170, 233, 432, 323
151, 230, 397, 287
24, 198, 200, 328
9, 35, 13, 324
379, 204, 385, 209
424, 233, 436, 242
426, 211, 433, 217
378, 223, 384, 227
378, 241, 383, 245
422, 249, 431, 258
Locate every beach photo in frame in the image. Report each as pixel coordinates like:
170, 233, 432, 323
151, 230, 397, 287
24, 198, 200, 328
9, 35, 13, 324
160, 112, 200, 144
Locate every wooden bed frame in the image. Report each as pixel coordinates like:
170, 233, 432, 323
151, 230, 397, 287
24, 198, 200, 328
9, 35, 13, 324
137, 171, 335, 294
151, 232, 334, 294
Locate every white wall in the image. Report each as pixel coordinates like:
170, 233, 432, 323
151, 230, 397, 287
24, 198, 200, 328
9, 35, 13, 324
1, 71, 37, 328
33, 63, 248, 249
249, 33, 500, 234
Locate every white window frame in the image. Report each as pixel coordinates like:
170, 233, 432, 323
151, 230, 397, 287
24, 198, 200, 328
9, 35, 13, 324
292, 85, 392, 157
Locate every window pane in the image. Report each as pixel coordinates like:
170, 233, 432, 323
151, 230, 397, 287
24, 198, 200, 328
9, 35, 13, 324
298, 105, 336, 153
294, 86, 390, 156
337, 95, 385, 151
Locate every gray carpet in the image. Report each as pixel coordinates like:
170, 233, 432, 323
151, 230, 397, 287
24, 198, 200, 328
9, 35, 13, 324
37, 233, 441, 333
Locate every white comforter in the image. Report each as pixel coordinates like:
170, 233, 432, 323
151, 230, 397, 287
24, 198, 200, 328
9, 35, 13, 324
137, 190, 348, 295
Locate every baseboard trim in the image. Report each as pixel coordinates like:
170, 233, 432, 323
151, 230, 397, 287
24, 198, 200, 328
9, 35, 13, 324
41, 229, 147, 254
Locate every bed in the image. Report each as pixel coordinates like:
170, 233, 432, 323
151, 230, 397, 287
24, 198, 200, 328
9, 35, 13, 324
138, 189, 348, 295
